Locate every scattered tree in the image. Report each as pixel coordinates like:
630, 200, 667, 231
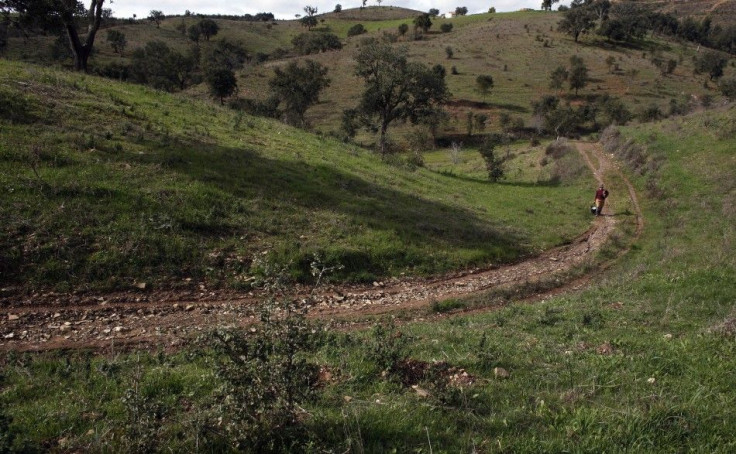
301, 15, 318, 30
188, 24, 201, 43
429, 8, 440, 17
2, 0, 106, 71
549, 65, 568, 92
541, 0, 559, 12
544, 105, 581, 138
269, 60, 331, 127
558, 5, 595, 42
334, 4, 342, 13
106, 30, 127, 56
479, 136, 505, 181
301, 5, 318, 30
292, 32, 342, 55
693, 50, 727, 81
398, 23, 409, 36
414, 14, 432, 33
586, 0, 611, 22
198, 19, 219, 41
148, 10, 165, 28
350, 38, 449, 154
718, 77, 736, 101
597, 2, 649, 42
205, 39, 249, 71
568, 55, 588, 95
455, 6, 468, 16
130, 41, 197, 91
605, 55, 616, 73
596, 94, 631, 126
207, 67, 237, 105
475, 74, 494, 100
347, 23, 366, 37
474, 113, 488, 134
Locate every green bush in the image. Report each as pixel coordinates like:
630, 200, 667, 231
292, 32, 342, 55
347, 23, 366, 37
718, 77, 736, 101
208, 299, 324, 451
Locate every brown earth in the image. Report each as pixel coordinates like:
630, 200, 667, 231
0, 142, 643, 352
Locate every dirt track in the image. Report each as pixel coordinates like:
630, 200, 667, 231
0, 142, 643, 352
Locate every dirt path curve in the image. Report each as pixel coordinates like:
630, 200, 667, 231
0, 142, 643, 352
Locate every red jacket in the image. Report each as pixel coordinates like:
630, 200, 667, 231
595, 188, 608, 200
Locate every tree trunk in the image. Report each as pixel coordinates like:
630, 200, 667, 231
65, 0, 105, 72
379, 122, 388, 155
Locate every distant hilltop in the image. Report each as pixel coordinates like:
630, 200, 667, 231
627, 0, 736, 24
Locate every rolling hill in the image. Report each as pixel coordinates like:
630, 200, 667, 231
0, 5, 735, 452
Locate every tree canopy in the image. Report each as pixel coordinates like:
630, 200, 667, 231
413, 14, 432, 33
558, 5, 596, 42
349, 38, 449, 155
475, 75, 494, 100
269, 60, 331, 127
148, 10, 165, 28
1, 0, 106, 71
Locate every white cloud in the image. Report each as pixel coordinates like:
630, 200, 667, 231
109, 0, 548, 20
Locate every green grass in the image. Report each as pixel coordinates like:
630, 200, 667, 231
7, 8, 728, 147
0, 60, 592, 292
2, 104, 734, 452
2, 8, 735, 451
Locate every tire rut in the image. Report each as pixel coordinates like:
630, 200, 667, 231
0, 142, 643, 352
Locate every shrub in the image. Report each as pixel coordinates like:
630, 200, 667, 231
95, 62, 130, 81
597, 95, 632, 126
639, 104, 662, 122
347, 23, 366, 37
292, 32, 342, 55
441, 23, 453, 33
366, 319, 410, 379
208, 299, 324, 451
668, 97, 691, 116
718, 77, 736, 101
478, 135, 505, 182
545, 138, 572, 159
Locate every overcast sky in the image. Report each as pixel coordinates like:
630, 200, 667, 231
109, 0, 554, 20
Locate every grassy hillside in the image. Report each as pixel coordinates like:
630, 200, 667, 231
1, 103, 734, 452
1, 7, 735, 451
637, 0, 736, 25
234, 10, 734, 141
0, 59, 593, 292
5, 9, 733, 149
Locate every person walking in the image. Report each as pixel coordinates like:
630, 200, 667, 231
594, 184, 609, 216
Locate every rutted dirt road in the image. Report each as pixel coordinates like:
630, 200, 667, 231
0, 142, 643, 352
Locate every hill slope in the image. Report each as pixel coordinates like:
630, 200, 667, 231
0, 60, 593, 293
0, 102, 734, 452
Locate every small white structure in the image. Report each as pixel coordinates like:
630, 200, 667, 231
443, 12, 455, 19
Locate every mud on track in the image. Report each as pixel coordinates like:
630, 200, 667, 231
0, 142, 643, 352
